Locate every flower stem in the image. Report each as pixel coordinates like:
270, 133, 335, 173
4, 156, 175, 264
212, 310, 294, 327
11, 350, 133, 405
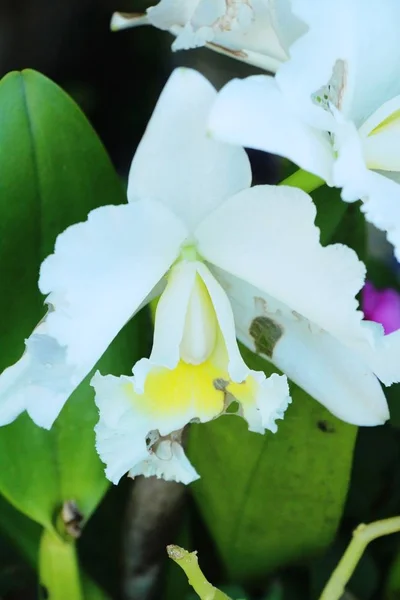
279, 169, 325, 194
319, 517, 400, 600
167, 545, 232, 600
39, 529, 83, 600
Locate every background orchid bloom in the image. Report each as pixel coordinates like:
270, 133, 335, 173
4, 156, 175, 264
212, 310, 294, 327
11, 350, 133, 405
209, 0, 400, 261
363, 282, 400, 335
111, 0, 306, 73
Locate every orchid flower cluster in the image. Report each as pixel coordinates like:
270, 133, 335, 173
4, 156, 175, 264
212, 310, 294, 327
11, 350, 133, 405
2, 0, 400, 487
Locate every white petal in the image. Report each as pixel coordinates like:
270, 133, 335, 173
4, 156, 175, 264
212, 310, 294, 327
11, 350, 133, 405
208, 75, 333, 183
332, 115, 370, 202
196, 185, 366, 345
0, 323, 87, 429
93, 372, 152, 484
359, 94, 400, 171
133, 259, 199, 389
93, 369, 204, 484
197, 262, 248, 382
283, 0, 400, 127
0, 200, 186, 429
216, 268, 389, 426
189, 0, 288, 61
361, 172, 400, 263
129, 440, 200, 484
271, 320, 389, 426
148, 0, 199, 29
356, 323, 400, 387
228, 370, 291, 434
269, 0, 307, 56
333, 119, 400, 261
128, 68, 251, 231
40, 200, 186, 369
110, 12, 150, 31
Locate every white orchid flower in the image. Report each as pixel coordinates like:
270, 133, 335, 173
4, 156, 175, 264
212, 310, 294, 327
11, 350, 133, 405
0, 68, 396, 484
209, 0, 400, 260
111, 0, 306, 73
0, 68, 292, 484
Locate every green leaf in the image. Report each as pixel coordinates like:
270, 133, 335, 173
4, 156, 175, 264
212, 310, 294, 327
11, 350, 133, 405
0, 70, 143, 530
188, 369, 357, 581
312, 184, 349, 246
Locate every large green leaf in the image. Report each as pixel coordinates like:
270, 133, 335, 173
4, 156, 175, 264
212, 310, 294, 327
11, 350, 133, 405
188, 189, 362, 581
189, 359, 357, 581
0, 70, 142, 531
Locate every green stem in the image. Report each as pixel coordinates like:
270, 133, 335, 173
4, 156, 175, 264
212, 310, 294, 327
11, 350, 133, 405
167, 545, 231, 600
39, 529, 83, 600
279, 169, 325, 194
319, 516, 400, 600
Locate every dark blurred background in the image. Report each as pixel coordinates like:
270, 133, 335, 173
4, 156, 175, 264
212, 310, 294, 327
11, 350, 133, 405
0, 0, 278, 180
0, 0, 169, 175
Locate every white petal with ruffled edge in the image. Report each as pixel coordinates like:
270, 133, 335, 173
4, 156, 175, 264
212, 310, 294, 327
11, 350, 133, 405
0, 199, 187, 429
214, 267, 390, 426
333, 115, 400, 261
208, 75, 333, 183
93, 371, 201, 485
172, 0, 288, 63
196, 184, 367, 345
0, 326, 87, 429
129, 441, 200, 484
128, 68, 251, 231
112, 0, 294, 68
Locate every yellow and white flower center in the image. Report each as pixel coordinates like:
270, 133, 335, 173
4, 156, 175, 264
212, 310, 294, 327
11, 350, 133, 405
127, 257, 275, 434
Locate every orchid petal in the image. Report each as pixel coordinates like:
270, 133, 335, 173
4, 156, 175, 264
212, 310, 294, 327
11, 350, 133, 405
147, 0, 199, 30
128, 68, 251, 231
359, 95, 400, 171
196, 185, 366, 345
333, 119, 400, 261
128, 441, 199, 484
0, 200, 187, 428
208, 75, 333, 183
93, 371, 200, 485
215, 268, 389, 426
110, 12, 149, 31
284, 0, 400, 127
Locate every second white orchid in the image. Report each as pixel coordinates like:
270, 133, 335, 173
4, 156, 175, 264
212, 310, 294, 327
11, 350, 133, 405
111, 0, 306, 72
209, 0, 400, 261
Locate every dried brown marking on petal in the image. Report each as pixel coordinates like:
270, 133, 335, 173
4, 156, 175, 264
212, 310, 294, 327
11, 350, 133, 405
249, 316, 283, 358
207, 41, 248, 58
117, 11, 145, 19
213, 378, 229, 391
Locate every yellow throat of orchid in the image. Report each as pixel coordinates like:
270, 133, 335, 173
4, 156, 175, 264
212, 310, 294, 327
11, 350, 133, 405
128, 259, 261, 425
